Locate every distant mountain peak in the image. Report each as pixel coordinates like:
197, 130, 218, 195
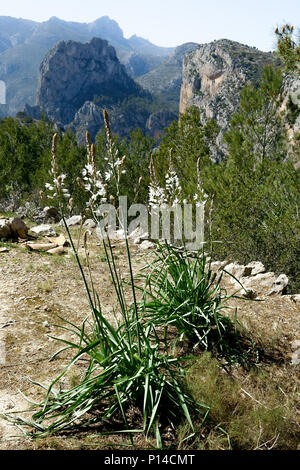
88, 16, 124, 40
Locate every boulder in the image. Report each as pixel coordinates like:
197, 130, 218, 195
237, 272, 277, 297
139, 240, 156, 250
60, 215, 82, 227
268, 274, 289, 296
83, 219, 97, 229
10, 217, 28, 239
210, 260, 230, 272
290, 295, 300, 304
30, 224, 57, 237
0, 219, 11, 239
245, 261, 266, 276
43, 206, 60, 222
223, 263, 252, 280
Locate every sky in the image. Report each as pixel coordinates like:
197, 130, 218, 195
0, 0, 299, 51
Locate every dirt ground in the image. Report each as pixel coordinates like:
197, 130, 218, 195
0, 224, 299, 450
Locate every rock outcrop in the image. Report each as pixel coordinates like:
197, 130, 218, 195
0, 15, 174, 116
180, 40, 277, 160
211, 260, 289, 298
280, 74, 300, 146
0, 217, 29, 240
37, 38, 144, 126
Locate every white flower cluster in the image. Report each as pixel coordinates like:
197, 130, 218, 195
165, 170, 182, 206
44, 134, 71, 202
149, 153, 167, 208
104, 154, 126, 184
103, 110, 126, 196
45, 174, 70, 200
193, 191, 208, 208
149, 184, 167, 208
82, 163, 107, 208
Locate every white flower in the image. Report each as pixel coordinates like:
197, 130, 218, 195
105, 171, 112, 182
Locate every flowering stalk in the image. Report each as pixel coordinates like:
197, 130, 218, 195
194, 157, 208, 208
82, 132, 107, 211
44, 133, 71, 207
149, 154, 166, 208
103, 109, 126, 200
165, 148, 182, 207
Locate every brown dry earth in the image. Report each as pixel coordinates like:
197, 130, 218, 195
0, 227, 299, 450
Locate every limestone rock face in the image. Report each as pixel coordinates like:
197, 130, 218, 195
180, 39, 276, 160
280, 74, 300, 145
37, 37, 142, 126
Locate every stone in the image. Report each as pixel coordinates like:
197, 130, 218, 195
30, 224, 57, 237
43, 206, 60, 222
290, 295, 300, 304
268, 274, 289, 296
291, 340, 300, 351
245, 261, 266, 276
291, 349, 300, 366
237, 272, 277, 297
47, 246, 65, 256
223, 263, 248, 280
139, 240, 156, 250
9, 217, 28, 239
0, 219, 11, 239
210, 260, 230, 272
83, 219, 97, 229
62, 215, 82, 227
25, 243, 57, 252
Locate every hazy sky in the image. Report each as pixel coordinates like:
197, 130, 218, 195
1, 0, 299, 50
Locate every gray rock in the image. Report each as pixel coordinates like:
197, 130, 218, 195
83, 219, 97, 229
268, 274, 289, 296
43, 206, 60, 221
291, 340, 300, 351
245, 261, 266, 276
290, 295, 300, 304
180, 40, 277, 160
238, 272, 277, 297
210, 260, 230, 272
30, 225, 57, 237
0, 219, 11, 239
139, 240, 156, 250
291, 349, 300, 366
223, 263, 249, 280
37, 37, 143, 126
63, 215, 83, 227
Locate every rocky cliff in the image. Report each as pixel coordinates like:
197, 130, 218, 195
180, 39, 277, 159
33, 37, 176, 142
36, 37, 145, 126
0, 15, 174, 116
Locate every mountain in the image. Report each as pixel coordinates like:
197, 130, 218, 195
179, 39, 278, 159
27, 37, 176, 142
136, 42, 199, 112
0, 15, 175, 116
37, 38, 145, 125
